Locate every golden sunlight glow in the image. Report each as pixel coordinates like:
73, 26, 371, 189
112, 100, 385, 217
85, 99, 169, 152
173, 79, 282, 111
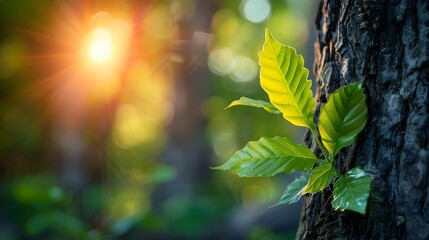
79, 13, 132, 104
88, 28, 112, 62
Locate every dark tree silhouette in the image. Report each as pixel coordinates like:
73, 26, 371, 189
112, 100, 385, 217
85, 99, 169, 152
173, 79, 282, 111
297, 0, 429, 239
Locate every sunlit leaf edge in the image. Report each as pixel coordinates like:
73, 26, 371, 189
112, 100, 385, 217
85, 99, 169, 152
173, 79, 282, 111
258, 29, 316, 129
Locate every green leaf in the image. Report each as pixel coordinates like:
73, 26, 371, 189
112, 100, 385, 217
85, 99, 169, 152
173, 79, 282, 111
213, 136, 318, 177
274, 171, 311, 206
332, 167, 371, 214
319, 81, 368, 156
258, 29, 316, 129
302, 162, 336, 194
226, 97, 281, 114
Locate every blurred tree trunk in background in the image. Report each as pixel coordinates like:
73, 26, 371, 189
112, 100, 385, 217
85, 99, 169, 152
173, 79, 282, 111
297, 0, 429, 239
151, 0, 216, 201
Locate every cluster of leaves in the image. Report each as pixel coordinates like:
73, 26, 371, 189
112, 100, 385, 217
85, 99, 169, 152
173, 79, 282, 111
214, 29, 371, 214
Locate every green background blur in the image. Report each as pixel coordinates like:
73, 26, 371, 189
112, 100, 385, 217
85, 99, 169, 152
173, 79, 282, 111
0, 0, 315, 239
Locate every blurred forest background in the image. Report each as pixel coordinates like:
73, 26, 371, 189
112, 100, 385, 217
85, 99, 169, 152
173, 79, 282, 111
0, 0, 316, 239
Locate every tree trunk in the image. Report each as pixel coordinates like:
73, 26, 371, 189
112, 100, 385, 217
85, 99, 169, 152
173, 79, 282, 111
297, 0, 429, 239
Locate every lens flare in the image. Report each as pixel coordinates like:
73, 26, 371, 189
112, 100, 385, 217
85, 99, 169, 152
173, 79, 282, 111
87, 28, 112, 62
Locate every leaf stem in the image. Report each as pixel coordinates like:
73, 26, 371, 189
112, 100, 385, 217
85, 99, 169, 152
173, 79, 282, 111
310, 127, 330, 161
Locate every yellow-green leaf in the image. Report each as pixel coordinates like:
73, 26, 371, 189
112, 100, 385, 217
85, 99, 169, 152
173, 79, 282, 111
226, 97, 281, 114
319, 81, 368, 156
213, 136, 318, 177
302, 162, 336, 194
332, 167, 371, 214
258, 29, 315, 129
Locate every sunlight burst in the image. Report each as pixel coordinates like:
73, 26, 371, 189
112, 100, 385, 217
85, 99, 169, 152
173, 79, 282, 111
88, 28, 112, 62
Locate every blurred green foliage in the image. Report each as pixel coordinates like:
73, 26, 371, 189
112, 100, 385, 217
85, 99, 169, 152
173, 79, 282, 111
0, 0, 313, 239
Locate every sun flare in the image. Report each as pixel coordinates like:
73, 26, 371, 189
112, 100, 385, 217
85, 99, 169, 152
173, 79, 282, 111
87, 28, 112, 62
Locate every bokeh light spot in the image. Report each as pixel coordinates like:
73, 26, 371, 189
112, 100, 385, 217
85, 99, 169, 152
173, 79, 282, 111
240, 0, 271, 23
143, 6, 174, 39
112, 104, 162, 149
229, 56, 257, 83
211, 9, 239, 39
208, 48, 235, 76
267, 10, 309, 49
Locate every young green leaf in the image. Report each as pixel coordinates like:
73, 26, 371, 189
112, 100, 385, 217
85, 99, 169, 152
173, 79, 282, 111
213, 136, 318, 177
302, 162, 337, 194
258, 29, 316, 130
226, 97, 281, 114
273, 171, 311, 206
319, 81, 367, 156
332, 167, 371, 214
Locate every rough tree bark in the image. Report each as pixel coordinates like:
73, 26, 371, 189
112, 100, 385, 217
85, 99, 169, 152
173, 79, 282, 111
297, 0, 429, 239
